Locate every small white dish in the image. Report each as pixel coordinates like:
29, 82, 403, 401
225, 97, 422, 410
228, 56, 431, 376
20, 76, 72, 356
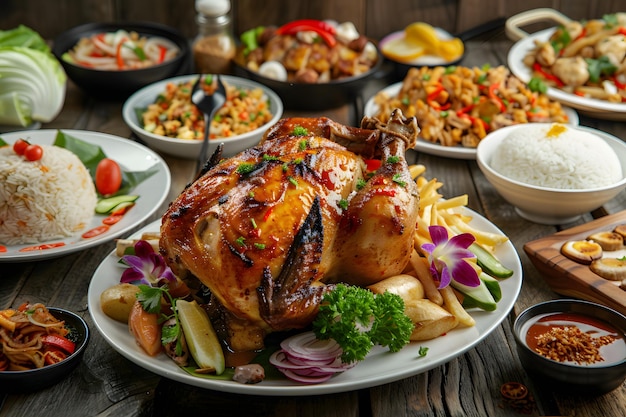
476, 124, 626, 224
123, 74, 283, 159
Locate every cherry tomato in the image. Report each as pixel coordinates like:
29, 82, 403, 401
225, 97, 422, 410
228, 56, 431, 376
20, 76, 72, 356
95, 158, 123, 196
24, 144, 43, 161
12, 139, 29, 155
44, 348, 68, 365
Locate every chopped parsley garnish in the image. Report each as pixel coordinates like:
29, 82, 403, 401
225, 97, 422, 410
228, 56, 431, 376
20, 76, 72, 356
392, 173, 407, 187
338, 199, 349, 210
292, 125, 309, 136
262, 154, 279, 161
386, 156, 400, 164
298, 140, 309, 151
356, 178, 367, 190
236, 163, 256, 175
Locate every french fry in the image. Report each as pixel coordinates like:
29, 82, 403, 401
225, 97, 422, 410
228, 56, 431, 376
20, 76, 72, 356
409, 164, 426, 179
440, 286, 476, 327
409, 250, 443, 306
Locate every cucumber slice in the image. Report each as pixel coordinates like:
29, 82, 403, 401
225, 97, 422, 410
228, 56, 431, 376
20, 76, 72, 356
95, 195, 139, 214
470, 243, 513, 278
478, 272, 502, 302
451, 276, 497, 312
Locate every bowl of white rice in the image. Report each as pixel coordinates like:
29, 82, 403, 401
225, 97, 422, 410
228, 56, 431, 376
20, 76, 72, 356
0, 144, 97, 245
476, 123, 626, 224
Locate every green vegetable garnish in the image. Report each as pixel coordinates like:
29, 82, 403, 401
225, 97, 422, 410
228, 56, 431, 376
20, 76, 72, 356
312, 284, 414, 363
292, 126, 309, 136
585, 56, 617, 83
527, 76, 547, 93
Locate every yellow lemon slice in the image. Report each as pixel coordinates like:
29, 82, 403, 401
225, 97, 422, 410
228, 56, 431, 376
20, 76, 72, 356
405, 22, 440, 52
437, 38, 464, 61
381, 37, 426, 62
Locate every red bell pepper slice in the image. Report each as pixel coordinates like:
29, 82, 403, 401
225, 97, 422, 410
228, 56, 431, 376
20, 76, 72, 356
532, 62, 565, 87
42, 334, 76, 355
277, 19, 336, 36
488, 82, 507, 112
157, 45, 167, 63
0, 245, 6, 253
276, 20, 337, 47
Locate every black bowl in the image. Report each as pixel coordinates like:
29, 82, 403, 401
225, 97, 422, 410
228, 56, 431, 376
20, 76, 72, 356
233, 49, 384, 111
0, 307, 90, 393
513, 299, 626, 395
52, 22, 191, 100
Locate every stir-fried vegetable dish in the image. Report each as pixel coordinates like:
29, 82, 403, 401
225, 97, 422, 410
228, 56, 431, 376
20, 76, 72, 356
0, 303, 76, 371
372, 65, 570, 148
522, 13, 626, 103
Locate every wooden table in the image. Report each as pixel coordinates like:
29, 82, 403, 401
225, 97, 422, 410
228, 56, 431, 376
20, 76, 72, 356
2, 34, 626, 417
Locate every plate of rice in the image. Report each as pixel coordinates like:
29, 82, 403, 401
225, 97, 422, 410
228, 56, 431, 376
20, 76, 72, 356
0, 129, 171, 262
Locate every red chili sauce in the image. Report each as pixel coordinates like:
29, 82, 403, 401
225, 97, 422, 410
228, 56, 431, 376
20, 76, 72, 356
524, 312, 626, 366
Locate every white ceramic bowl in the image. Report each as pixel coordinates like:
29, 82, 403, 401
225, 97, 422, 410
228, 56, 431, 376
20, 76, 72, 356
123, 74, 283, 159
476, 124, 626, 224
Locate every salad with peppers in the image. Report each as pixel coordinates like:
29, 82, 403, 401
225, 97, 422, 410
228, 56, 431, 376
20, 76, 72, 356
62, 29, 181, 71
235, 19, 379, 83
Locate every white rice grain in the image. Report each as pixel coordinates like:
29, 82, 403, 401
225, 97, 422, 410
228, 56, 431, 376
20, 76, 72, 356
0, 145, 97, 245
490, 124, 622, 190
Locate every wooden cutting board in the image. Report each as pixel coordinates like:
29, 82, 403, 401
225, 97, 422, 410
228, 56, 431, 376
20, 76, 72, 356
524, 211, 626, 316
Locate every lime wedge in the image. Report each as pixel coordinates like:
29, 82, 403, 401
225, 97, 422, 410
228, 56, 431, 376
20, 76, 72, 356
0, 91, 32, 126
176, 299, 225, 374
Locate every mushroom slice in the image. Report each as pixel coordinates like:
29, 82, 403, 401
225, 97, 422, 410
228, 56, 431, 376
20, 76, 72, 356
590, 258, 626, 281
587, 231, 624, 251
560, 240, 603, 264
613, 224, 626, 239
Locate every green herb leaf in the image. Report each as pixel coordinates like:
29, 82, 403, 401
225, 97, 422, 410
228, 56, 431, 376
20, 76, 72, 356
137, 284, 164, 314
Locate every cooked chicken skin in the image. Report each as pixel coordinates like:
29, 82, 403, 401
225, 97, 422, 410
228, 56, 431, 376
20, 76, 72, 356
160, 110, 419, 351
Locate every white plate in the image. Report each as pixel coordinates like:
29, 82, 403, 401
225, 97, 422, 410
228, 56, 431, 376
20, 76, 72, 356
364, 82, 579, 160
122, 74, 283, 159
0, 129, 171, 262
88, 211, 523, 396
507, 28, 626, 120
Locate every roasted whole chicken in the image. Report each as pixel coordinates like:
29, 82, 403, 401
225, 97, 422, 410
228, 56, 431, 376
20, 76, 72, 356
160, 110, 420, 352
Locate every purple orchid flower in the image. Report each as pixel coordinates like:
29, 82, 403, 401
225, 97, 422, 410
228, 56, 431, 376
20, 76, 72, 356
120, 240, 175, 286
421, 225, 479, 289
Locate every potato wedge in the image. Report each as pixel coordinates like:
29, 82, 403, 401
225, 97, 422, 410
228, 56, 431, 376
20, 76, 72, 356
100, 283, 140, 323
367, 274, 425, 303
404, 298, 458, 341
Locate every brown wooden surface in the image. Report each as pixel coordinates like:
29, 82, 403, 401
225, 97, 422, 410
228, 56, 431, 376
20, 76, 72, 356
524, 211, 626, 316
2, 20, 626, 417
1, 0, 624, 41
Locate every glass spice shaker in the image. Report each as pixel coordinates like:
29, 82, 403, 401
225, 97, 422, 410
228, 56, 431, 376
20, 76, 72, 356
192, 0, 236, 74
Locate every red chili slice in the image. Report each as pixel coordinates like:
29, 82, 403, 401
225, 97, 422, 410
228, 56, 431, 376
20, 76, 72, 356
82, 225, 110, 239
0, 245, 6, 253
19, 242, 66, 252
102, 214, 124, 225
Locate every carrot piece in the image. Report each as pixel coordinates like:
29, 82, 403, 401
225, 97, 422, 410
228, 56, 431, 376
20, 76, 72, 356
128, 301, 162, 356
